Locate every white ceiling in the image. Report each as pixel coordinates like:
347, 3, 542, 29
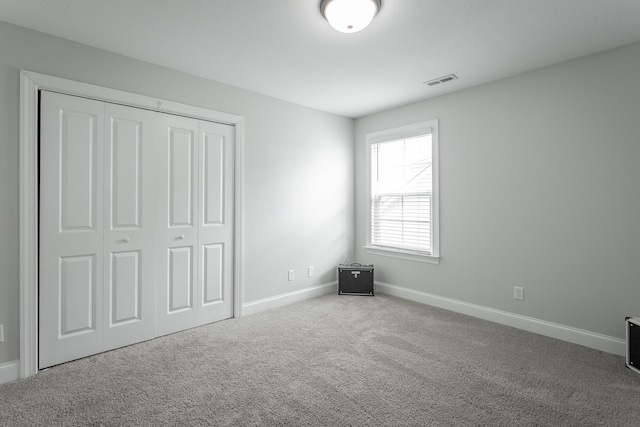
1, 0, 640, 118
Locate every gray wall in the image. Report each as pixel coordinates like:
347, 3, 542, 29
0, 21, 354, 364
355, 41, 640, 340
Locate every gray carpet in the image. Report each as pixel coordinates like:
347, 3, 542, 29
1, 294, 639, 426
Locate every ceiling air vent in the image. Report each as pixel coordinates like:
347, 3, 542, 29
424, 74, 458, 87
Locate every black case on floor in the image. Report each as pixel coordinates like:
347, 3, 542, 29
626, 317, 640, 374
338, 263, 374, 296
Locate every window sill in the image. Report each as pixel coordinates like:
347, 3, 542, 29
365, 246, 440, 264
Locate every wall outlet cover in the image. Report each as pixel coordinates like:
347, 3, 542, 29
514, 286, 524, 301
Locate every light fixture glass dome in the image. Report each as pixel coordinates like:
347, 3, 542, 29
320, 0, 381, 33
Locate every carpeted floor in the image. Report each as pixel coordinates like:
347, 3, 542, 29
1, 294, 639, 426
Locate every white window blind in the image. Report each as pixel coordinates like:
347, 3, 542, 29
371, 132, 433, 254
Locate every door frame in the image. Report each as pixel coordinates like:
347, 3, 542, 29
19, 70, 245, 379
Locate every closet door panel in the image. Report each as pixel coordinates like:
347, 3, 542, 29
168, 246, 194, 312
156, 114, 199, 336
39, 92, 105, 369
203, 244, 224, 304
59, 255, 98, 335
109, 250, 141, 324
110, 118, 142, 229
103, 104, 156, 349
59, 112, 98, 230
202, 133, 224, 225
168, 128, 195, 227
198, 122, 234, 324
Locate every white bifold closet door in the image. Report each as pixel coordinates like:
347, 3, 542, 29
39, 91, 234, 369
155, 114, 235, 336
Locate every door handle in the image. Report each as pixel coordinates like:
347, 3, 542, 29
121, 237, 130, 243
177, 234, 185, 240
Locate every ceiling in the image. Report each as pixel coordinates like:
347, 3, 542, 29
1, 0, 640, 118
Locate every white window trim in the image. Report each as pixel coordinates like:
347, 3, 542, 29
365, 120, 440, 264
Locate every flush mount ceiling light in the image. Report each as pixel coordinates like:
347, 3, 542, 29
320, 0, 381, 33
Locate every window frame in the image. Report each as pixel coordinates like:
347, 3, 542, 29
365, 120, 440, 264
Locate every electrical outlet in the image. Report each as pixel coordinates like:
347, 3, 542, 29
288, 270, 295, 281
0, 324, 4, 343
308, 266, 314, 277
514, 286, 524, 301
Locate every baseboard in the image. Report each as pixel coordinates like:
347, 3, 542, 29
376, 281, 626, 356
0, 360, 20, 385
242, 282, 338, 316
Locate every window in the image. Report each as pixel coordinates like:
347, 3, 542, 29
365, 120, 439, 263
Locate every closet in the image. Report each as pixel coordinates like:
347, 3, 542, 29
39, 91, 234, 368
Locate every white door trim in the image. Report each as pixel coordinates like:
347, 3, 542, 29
19, 70, 245, 379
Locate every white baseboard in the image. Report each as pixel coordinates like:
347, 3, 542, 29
243, 282, 337, 316
376, 281, 626, 356
0, 360, 20, 385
